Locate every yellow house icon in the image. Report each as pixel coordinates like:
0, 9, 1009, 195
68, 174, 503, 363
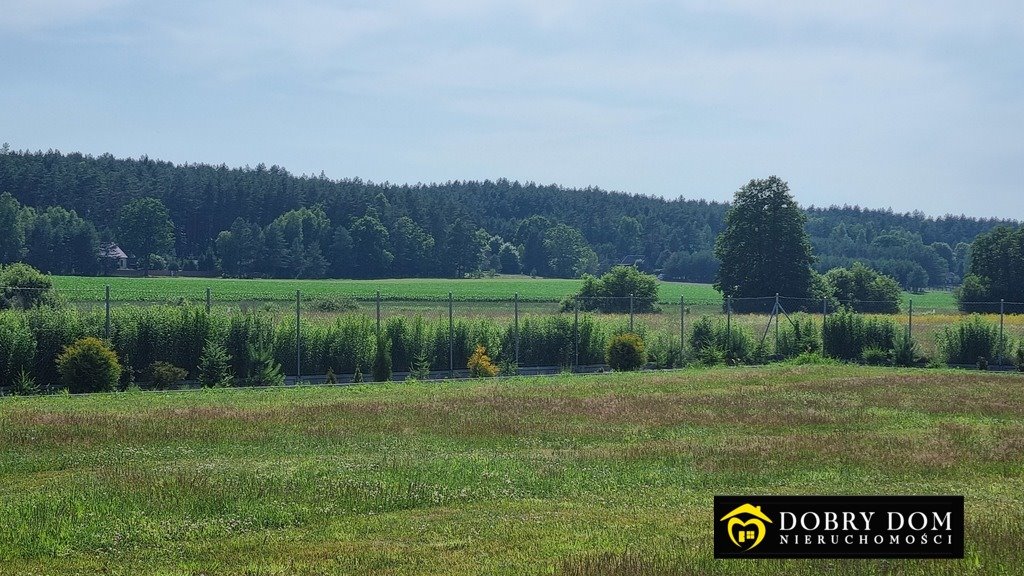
720, 503, 773, 550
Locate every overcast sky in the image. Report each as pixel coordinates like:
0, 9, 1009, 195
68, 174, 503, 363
2, 1, 1022, 218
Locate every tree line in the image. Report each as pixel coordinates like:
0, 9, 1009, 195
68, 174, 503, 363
0, 146, 1015, 283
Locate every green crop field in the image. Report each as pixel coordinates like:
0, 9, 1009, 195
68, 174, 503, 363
49, 274, 956, 310
2, 365, 1022, 575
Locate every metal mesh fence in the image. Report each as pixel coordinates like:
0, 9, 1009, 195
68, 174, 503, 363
2, 284, 1024, 394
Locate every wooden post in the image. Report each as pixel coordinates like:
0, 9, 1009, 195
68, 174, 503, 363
296, 289, 301, 383
514, 292, 520, 370
206, 287, 211, 314
680, 295, 685, 359
448, 292, 454, 378
629, 293, 634, 332
104, 285, 111, 339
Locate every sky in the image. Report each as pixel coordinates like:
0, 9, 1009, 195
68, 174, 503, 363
2, 0, 1023, 218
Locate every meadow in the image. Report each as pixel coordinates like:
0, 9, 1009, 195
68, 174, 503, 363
1, 365, 1023, 575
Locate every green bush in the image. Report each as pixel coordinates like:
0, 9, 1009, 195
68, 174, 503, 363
606, 333, 645, 371
0, 263, 55, 310
57, 337, 122, 393
937, 315, 1001, 365
1015, 343, 1024, 373
861, 346, 891, 366
147, 361, 187, 390
571, 266, 660, 313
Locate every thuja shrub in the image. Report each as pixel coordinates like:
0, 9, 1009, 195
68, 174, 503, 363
937, 315, 1002, 365
822, 310, 898, 362
57, 337, 121, 393
606, 333, 645, 371
467, 345, 499, 377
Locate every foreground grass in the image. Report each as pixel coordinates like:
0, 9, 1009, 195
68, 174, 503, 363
2, 365, 1022, 575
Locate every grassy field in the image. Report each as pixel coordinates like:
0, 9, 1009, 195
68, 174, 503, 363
49, 274, 959, 311
2, 365, 1023, 575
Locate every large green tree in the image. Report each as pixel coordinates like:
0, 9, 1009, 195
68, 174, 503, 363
390, 217, 435, 277
117, 197, 175, 272
543, 224, 598, 279
0, 192, 26, 264
957, 225, 1024, 312
714, 177, 814, 307
349, 212, 393, 278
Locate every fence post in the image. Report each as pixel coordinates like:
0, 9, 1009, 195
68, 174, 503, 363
448, 292, 454, 378
680, 295, 685, 360
205, 287, 211, 314
999, 299, 1005, 365
514, 292, 520, 370
376, 290, 381, 340
573, 297, 579, 372
726, 295, 733, 359
774, 293, 780, 352
629, 293, 634, 332
907, 299, 913, 339
104, 284, 111, 339
296, 289, 301, 384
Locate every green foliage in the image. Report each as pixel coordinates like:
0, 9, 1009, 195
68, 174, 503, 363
543, 223, 598, 279
714, 176, 814, 307
861, 346, 892, 366
147, 361, 188, 390
372, 335, 392, 382
605, 333, 645, 371
197, 340, 233, 387
957, 226, 1024, 311
0, 191, 26, 264
352, 365, 363, 383
117, 197, 175, 269
57, 337, 121, 393
248, 344, 284, 387
687, 315, 753, 365
893, 331, 919, 367
0, 263, 55, 310
467, 345, 499, 377
821, 310, 899, 362
937, 315, 1002, 365
775, 315, 821, 358
571, 266, 659, 313
823, 262, 902, 313
11, 369, 39, 395
0, 312, 35, 386
1016, 343, 1024, 373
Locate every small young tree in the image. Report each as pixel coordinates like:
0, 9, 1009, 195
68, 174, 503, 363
248, 344, 283, 386
57, 337, 122, 393
467, 345, 499, 377
197, 340, 233, 387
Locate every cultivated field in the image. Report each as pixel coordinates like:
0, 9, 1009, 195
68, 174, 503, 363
2, 365, 1022, 575
49, 275, 957, 311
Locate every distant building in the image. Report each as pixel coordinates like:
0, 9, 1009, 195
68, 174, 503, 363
98, 242, 129, 271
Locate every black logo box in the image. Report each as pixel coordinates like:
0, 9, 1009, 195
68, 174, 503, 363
714, 495, 964, 559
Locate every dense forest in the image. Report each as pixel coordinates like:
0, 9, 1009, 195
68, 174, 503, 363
0, 146, 1015, 289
